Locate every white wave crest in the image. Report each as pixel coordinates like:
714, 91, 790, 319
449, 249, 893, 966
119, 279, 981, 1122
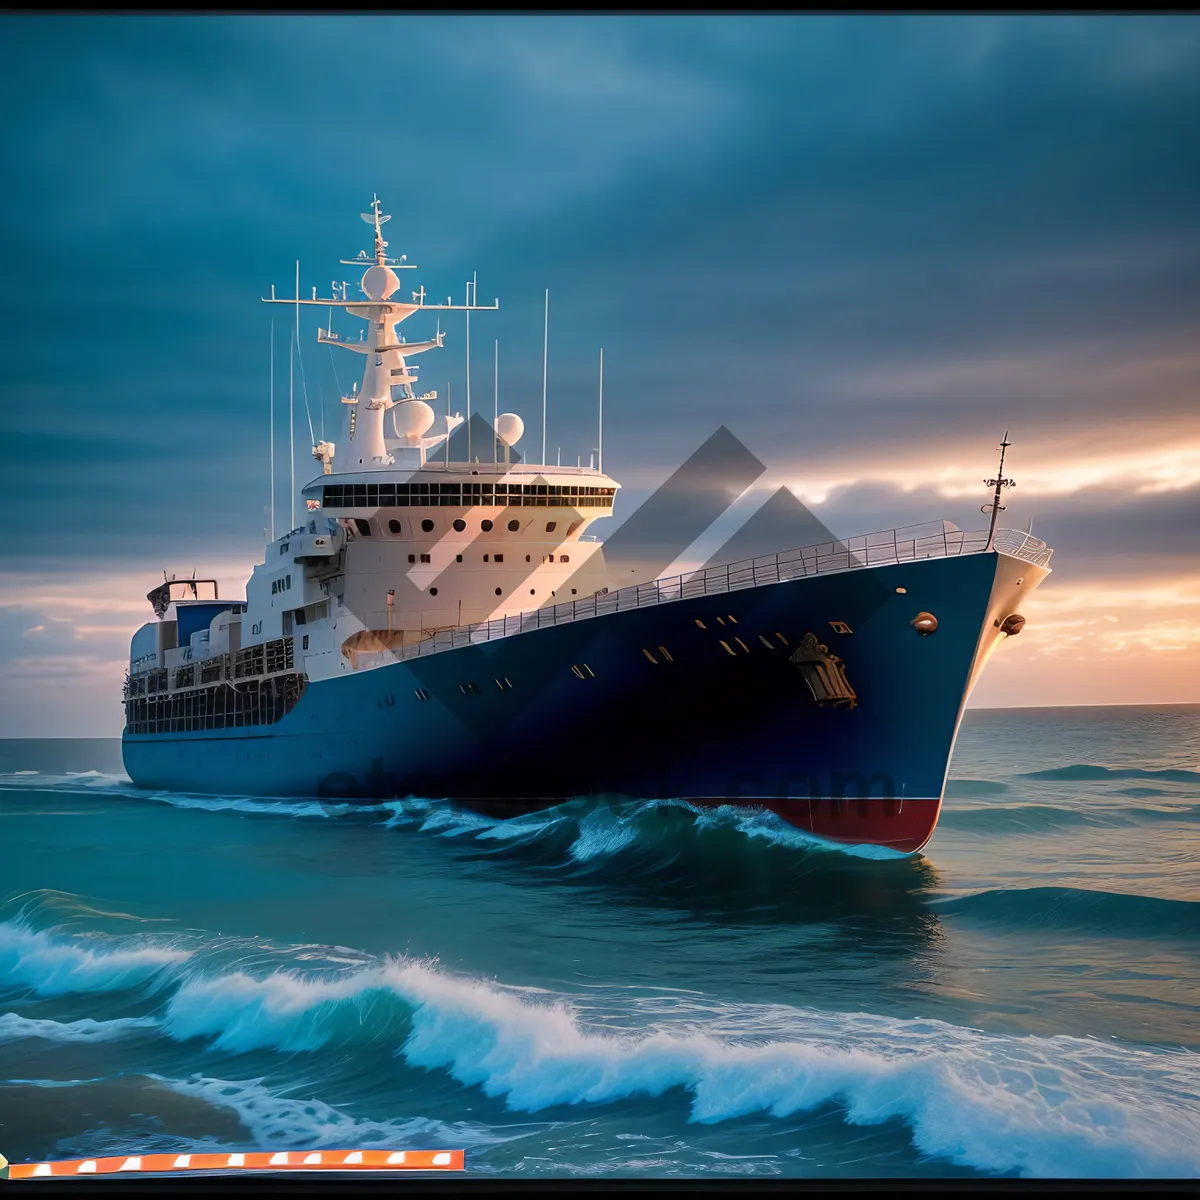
0, 921, 191, 996
156, 959, 1200, 1177
0, 1011, 160, 1043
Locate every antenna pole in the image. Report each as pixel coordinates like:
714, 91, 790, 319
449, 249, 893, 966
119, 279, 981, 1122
291, 261, 298, 533
541, 287, 549, 466
445, 381, 451, 471
598, 347, 604, 476
982, 430, 1016, 551
493, 338, 499, 465
465, 278, 472, 466
269, 320, 275, 543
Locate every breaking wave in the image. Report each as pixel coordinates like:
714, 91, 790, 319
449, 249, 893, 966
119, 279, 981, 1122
3, 918, 1200, 1177
383, 797, 911, 863
0, 921, 191, 997
153, 960, 1200, 1177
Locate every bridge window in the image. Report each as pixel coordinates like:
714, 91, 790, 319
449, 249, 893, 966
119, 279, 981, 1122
324, 482, 617, 509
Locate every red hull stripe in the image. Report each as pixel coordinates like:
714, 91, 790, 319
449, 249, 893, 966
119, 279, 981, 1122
689, 797, 942, 854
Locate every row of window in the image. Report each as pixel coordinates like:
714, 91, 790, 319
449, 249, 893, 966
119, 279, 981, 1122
352, 517, 570, 538
271, 574, 294, 595
402, 551, 570, 565
322, 484, 614, 510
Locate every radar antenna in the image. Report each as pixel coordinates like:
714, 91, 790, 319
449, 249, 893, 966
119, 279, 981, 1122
982, 431, 1016, 551
360, 194, 393, 265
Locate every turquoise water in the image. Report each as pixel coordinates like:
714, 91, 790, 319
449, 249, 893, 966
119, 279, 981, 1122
1, 705, 1198, 1178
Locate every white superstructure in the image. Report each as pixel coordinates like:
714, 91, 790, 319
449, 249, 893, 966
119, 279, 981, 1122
129, 197, 618, 691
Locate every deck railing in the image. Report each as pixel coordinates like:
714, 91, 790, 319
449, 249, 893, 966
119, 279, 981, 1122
385, 524, 1052, 665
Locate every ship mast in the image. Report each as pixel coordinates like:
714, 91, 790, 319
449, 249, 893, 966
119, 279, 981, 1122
982, 431, 1016, 551
262, 195, 498, 475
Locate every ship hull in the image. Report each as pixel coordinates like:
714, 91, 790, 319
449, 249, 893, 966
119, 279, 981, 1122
123, 550, 1037, 854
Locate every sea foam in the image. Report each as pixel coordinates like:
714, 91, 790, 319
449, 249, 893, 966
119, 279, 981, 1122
159, 958, 1200, 1178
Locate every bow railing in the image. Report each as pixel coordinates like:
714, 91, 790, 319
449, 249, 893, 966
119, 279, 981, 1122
380, 523, 1052, 665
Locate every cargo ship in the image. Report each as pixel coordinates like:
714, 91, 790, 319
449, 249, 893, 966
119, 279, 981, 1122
122, 198, 1053, 853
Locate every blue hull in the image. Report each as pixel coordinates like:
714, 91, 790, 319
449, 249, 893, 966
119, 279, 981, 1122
124, 552, 1008, 852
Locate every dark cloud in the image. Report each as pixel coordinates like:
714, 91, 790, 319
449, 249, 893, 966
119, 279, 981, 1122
2, 14, 1198, 583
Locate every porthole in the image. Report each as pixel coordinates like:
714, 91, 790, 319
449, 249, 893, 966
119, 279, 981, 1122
483, 554, 489, 562
530, 588, 536, 595
421, 519, 435, 533
430, 587, 439, 596
495, 587, 502, 596
453, 519, 466, 532
456, 554, 463, 563
507, 519, 519, 532
526, 554, 531, 563
408, 554, 416, 564
546, 521, 557, 533
481, 519, 494, 532
354, 518, 371, 537
388, 519, 402, 534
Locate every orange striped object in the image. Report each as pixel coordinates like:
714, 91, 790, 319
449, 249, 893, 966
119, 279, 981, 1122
2, 1148, 465, 1179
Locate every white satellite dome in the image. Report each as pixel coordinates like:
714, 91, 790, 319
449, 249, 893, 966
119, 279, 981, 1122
392, 400, 436, 443
361, 264, 400, 301
495, 413, 524, 447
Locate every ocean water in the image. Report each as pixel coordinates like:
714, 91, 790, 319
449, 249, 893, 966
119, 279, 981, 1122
1, 704, 1198, 1180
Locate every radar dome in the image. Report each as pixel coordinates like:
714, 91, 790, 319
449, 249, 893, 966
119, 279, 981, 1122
361, 264, 400, 301
495, 413, 524, 447
392, 400, 436, 443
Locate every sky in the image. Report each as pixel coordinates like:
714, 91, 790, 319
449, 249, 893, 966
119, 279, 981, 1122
1, 14, 1199, 736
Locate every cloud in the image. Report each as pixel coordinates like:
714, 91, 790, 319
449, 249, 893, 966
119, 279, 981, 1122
2, 15, 1199, 728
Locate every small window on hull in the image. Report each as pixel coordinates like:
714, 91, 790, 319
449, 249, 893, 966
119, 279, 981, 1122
354, 519, 372, 537
388, 519, 402, 534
